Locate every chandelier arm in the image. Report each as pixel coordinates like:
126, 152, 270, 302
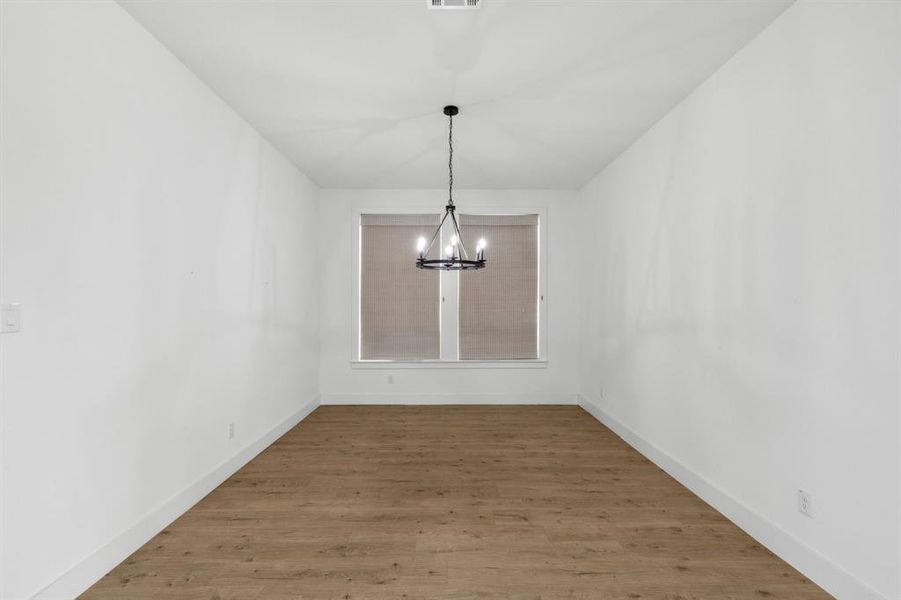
424, 210, 450, 256
448, 209, 469, 260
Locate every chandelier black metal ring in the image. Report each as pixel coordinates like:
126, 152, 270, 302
416, 105, 486, 271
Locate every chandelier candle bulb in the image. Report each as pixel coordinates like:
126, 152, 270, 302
476, 238, 486, 261
416, 236, 427, 257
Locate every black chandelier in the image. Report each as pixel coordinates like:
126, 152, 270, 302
416, 105, 486, 271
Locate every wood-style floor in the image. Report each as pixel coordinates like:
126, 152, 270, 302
81, 406, 832, 599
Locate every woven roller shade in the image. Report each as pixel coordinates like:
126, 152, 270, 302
360, 214, 440, 360
459, 214, 538, 360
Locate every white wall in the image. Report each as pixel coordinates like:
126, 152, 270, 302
577, 2, 900, 599
319, 189, 580, 404
0, 2, 319, 598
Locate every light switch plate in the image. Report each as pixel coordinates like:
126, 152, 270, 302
1, 303, 21, 333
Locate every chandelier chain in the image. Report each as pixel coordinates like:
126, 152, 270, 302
448, 113, 454, 206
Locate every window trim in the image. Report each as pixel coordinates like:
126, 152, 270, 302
351, 204, 548, 366
350, 360, 548, 370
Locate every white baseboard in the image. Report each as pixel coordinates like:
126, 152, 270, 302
320, 393, 579, 405
31, 396, 320, 600
577, 394, 887, 600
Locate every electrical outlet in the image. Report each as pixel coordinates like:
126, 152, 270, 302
228, 423, 235, 440
387, 374, 395, 384
1, 303, 21, 333
798, 489, 812, 517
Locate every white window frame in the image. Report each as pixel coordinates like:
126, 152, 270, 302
350, 204, 548, 369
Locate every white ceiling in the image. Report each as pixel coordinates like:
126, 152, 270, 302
119, 0, 791, 190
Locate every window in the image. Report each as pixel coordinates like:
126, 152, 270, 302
359, 214, 440, 360
357, 211, 542, 363
459, 214, 538, 360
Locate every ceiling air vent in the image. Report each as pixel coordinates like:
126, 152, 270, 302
429, 0, 480, 9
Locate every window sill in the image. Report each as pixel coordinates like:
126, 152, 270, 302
350, 360, 547, 370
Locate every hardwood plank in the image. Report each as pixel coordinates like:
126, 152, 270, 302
80, 406, 832, 599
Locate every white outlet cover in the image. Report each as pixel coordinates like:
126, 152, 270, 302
798, 489, 812, 517
1, 303, 21, 333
